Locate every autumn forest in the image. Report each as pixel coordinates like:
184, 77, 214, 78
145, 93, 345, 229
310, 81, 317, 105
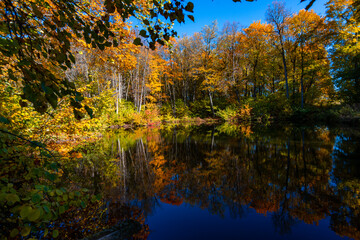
0, 0, 360, 239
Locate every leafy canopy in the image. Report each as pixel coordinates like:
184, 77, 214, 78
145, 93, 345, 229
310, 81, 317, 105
0, 0, 318, 118
0, 0, 195, 118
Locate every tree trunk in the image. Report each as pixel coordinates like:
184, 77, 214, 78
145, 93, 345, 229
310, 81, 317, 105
116, 72, 122, 115
292, 57, 296, 100
209, 90, 215, 117
281, 47, 289, 99
300, 44, 305, 109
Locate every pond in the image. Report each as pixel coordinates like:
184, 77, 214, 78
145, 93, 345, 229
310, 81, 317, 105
63, 124, 360, 239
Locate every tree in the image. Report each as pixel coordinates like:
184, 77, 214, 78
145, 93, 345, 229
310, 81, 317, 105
243, 21, 273, 98
266, 1, 291, 99
288, 9, 332, 108
326, 0, 360, 104
217, 22, 242, 103
201, 21, 221, 117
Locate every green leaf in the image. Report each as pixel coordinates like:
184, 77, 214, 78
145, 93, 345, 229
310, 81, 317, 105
104, 0, 115, 13
69, 192, 74, 199
157, 39, 164, 45
20, 206, 32, 219
65, 59, 72, 68
0, 115, 10, 124
81, 201, 86, 208
43, 205, 50, 213
185, 2, 194, 12
139, 29, 147, 38
8, 69, 16, 80
97, 43, 105, 50
149, 42, 155, 50
19, 59, 31, 66
30, 141, 45, 148
70, 98, 82, 109
53, 229, 59, 238
63, 194, 68, 201
6, 193, 20, 203
133, 37, 143, 46
10, 228, 19, 237
50, 162, 59, 170
45, 172, 57, 181
76, 93, 84, 103
69, 53, 76, 63
35, 185, 44, 190
28, 208, 41, 222
85, 105, 93, 118
56, 189, 63, 196
44, 228, 49, 237
31, 193, 42, 204
59, 205, 65, 214
55, 52, 66, 64
21, 226, 31, 237
96, 194, 102, 201
73, 109, 84, 120
45, 92, 58, 109
113, 39, 119, 47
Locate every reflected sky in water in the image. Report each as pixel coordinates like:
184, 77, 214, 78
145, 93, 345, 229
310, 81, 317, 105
69, 124, 359, 239
148, 203, 337, 240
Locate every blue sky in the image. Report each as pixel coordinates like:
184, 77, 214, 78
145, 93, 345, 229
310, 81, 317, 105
173, 0, 328, 36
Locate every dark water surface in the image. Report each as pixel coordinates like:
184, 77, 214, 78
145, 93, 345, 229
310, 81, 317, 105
70, 124, 360, 239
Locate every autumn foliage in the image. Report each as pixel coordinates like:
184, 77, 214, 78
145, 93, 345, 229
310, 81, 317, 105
1, 0, 360, 239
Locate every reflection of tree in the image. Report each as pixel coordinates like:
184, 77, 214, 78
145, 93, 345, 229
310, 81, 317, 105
331, 128, 360, 239
71, 124, 360, 239
272, 209, 296, 235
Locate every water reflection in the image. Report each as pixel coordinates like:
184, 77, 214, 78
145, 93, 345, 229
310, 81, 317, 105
71, 124, 360, 239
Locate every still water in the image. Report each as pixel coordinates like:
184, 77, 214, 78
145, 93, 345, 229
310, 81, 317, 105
68, 124, 360, 239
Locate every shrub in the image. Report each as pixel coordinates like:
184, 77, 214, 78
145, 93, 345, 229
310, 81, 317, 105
143, 103, 161, 125
250, 94, 292, 121
189, 99, 218, 118
216, 105, 238, 122
337, 105, 356, 118
108, 101, 138, 126
174, 100, 190, 118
